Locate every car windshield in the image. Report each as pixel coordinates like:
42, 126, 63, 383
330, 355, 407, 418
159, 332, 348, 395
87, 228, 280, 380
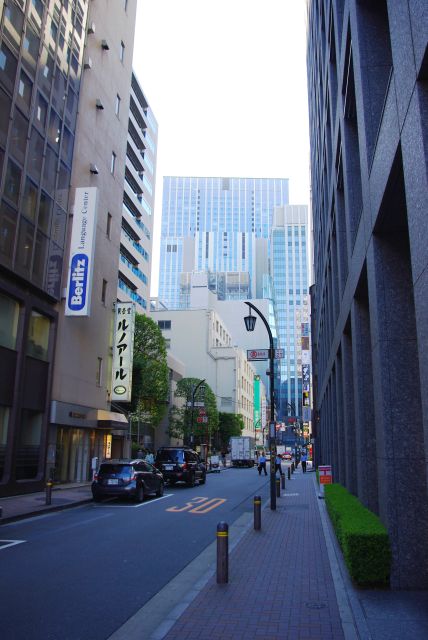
156, 450, 184, 463
99, 464, 133, 477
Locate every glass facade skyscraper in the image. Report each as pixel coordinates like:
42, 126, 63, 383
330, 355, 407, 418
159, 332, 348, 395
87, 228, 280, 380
271, 205, 309, 419
159, 176, 289, 310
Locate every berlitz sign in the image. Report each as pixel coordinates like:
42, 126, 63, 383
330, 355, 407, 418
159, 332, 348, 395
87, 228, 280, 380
65, 187, 98, 316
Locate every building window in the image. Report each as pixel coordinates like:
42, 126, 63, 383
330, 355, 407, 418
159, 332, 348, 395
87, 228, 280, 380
107, 212, 112, 238
110, 151, 116, 175
157, 320, 171, 330
96, 357, 103, 386
101, 279, 107, 304
27, 310, 50, 360
120, 41, 125, 62
115, 94, 121, 116
0, 293, 19, 349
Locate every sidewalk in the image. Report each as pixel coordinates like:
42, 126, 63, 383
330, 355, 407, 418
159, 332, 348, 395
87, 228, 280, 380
0, 482, 93, 523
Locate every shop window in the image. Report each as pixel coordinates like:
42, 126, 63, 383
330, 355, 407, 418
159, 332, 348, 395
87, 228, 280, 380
15, 409, 42, 480
0, 293, 19, 350
27, 310, 50, 360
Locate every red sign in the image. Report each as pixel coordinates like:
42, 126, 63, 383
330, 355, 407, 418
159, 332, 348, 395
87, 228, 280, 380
198, 408, 206, 416
319, 465, 332, 485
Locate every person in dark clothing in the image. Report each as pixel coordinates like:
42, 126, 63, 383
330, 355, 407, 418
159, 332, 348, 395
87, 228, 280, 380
301, 451, 308, 473
275, 454, 283, 476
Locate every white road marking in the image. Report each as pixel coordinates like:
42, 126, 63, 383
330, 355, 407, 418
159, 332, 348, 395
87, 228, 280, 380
0, 539, 26, 550
94, 494, 174, 508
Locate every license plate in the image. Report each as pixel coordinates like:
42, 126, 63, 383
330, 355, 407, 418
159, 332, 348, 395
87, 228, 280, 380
107, 479, 119, 485
164, 465, 173, 471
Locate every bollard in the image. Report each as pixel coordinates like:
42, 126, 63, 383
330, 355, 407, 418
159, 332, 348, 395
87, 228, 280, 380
45, 480, 53, 505
217, 522, 229, 584
288, 466, 291, 480
281, 474, 285, 490
276, 477, 280, 497
0, 506, 2, 519
291, 462, 295, 474
254, 495, 261, 530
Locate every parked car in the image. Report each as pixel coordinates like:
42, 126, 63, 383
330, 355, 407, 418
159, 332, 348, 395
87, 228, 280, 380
155, 446, 206, 487
92, 459, 164, 502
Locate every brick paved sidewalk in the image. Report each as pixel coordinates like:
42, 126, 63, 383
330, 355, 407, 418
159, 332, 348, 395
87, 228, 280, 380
164, 468, 344, 640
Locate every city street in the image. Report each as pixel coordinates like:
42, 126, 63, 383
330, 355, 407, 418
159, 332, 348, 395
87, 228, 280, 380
0, 467, 270, 640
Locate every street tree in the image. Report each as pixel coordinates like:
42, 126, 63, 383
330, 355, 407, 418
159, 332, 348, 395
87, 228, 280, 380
168, 377, 218, 445
217, 412, 244, 452
131, 314, 169, 431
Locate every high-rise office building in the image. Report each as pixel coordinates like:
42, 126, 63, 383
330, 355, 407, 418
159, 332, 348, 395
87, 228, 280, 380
159, 176, 289, 310
0, 0, 140, 494
307, 0, 428, 588
118, 72, 157, 314
271, 205, 310, 419
0, 0, 91, 495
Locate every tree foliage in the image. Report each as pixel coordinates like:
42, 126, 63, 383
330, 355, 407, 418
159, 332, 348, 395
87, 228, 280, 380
131, 314, 169, 428
216, 412, 244, 451
168, 377, 218, 444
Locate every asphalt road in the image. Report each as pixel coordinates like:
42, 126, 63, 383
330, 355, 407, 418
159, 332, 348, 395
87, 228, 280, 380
0, 466, 272, 640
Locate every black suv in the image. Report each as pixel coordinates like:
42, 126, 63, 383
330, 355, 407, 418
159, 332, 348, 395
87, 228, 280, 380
92, 459, 164, 502
155, 447, 206, 487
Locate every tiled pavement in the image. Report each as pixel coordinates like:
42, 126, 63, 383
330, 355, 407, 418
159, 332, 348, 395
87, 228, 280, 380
164, 468, 344, 640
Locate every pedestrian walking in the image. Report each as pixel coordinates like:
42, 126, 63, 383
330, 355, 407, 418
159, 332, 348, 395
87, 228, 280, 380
258, 452, 267, 476
275, 454, 283, 476
301, 450, 308, 473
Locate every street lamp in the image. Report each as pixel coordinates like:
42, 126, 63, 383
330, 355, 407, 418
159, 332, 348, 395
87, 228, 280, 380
190, 378, 206, 446
244, 301, 276, 510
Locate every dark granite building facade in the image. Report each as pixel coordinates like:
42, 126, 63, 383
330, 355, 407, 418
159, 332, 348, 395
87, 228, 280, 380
307, 1, 428, 588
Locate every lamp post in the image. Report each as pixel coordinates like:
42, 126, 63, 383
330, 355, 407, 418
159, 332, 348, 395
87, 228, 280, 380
244, 302, 276, 510
190, 378, 206, 446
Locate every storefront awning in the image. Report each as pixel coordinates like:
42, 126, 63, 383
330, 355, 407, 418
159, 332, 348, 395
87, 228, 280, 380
96, 410, 129, 430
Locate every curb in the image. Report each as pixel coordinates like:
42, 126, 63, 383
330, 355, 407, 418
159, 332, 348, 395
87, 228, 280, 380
0, 497, 93, 526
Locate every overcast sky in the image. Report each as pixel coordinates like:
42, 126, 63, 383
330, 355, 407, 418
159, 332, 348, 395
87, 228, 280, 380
132, 0, 310, 295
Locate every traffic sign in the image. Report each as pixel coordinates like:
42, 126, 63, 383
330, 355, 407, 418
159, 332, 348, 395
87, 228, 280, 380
186, 401, 205, 407
198, 408, 206, 416
247, 349, 285, 361
196, 416, 208, 424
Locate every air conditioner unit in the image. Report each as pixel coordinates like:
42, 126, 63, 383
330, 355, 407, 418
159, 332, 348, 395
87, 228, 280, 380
101, 39, 109, 50
96, 98, 104, 110
90, 164, 99, 174
87, 22, 96, 34
83, 57, 92, 69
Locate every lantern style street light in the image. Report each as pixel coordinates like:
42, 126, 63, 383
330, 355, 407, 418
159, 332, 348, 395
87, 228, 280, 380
244, 301, 276, 510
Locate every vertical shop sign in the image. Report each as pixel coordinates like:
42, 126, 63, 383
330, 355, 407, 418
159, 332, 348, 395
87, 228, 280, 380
111, 302, 136, 402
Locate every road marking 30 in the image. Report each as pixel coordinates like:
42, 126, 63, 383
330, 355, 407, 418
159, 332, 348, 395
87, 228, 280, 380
166, 496, 226, 514
0, 540, 26, 550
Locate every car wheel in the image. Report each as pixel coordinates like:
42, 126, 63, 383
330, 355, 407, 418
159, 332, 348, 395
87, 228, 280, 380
199, 472, 206, 485
92, 494, 102, 503
156, 481, 164, 497
187, 472, 195, 487
135, 484, 145, 503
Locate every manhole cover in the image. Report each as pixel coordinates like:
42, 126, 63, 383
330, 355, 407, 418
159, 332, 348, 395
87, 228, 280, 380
305, 602, 327, 610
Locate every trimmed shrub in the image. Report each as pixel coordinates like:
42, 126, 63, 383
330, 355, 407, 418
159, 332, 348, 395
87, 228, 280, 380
325, 483, 390, 586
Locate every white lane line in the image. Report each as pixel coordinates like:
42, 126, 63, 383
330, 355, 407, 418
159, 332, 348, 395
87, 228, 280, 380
0, 539, 26, 550
94, 494, 174, 508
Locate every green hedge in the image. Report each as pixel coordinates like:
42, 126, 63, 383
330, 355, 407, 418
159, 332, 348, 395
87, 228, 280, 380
324, 483, 391, 587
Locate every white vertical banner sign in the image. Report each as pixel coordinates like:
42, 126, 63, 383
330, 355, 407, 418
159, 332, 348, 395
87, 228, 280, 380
65, 187, 98, 316
111, 302, 136, 402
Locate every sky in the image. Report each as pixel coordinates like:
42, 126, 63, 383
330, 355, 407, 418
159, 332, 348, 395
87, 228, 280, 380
132, 0, 310, 295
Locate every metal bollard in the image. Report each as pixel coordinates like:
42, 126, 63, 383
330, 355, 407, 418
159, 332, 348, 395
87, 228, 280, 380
281, 474, 285, 490
288, 466, 291, 480
276, 477, 281, 497
291, 462, 295, 474
254, 495, 261, 530
45, 480, 53, 505
217, 522, 229, 584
